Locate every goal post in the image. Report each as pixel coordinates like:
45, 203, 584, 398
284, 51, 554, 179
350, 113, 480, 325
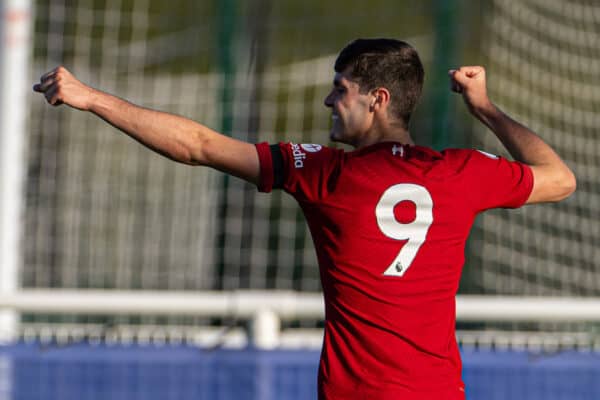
0, 0, 33, 343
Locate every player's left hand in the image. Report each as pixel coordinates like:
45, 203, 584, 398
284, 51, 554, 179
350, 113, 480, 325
448, 66, 494, 115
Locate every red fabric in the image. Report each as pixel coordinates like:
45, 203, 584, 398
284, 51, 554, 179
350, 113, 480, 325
257, 142, 533, 399
255, 142, 274, 193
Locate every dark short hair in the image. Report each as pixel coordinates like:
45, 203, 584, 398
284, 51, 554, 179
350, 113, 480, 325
335, 38, 424, 127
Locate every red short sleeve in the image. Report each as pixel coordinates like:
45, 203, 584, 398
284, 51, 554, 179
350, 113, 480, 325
278, 142, 343, 203
457, 149, 534, 211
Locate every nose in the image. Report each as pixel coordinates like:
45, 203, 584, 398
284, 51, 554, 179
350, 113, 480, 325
324, 91, 334, 108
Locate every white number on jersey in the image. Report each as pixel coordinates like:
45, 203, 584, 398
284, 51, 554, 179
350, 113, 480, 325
375, 184, 433, 277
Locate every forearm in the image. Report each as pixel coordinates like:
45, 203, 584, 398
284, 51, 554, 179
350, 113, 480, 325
472, 103, 559, 166
88, 89, 209, 165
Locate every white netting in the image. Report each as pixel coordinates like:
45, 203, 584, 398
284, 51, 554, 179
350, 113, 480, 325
27, 1, 221, 292
26, 0, 437, 299
24, 0, 599, 316
470, 0, 600, 295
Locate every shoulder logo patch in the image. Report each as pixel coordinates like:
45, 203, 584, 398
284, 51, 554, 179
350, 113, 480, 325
476, 150, 499, 159
291, 143, 306, 168
300, 144, 322, 153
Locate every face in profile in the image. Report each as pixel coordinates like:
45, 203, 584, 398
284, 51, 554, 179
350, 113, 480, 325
324, 69, 374, 147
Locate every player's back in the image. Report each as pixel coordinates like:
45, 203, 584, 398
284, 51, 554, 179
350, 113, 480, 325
304, 143, 474, 398
255, 141, 533, 399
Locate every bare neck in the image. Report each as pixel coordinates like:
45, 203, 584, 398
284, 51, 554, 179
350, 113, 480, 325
354, 121, 415, 149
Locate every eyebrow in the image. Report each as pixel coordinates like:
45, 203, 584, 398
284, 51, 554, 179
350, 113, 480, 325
333, 77, 343, 87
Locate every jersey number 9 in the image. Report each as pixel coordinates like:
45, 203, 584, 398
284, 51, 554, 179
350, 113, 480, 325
375, 184, 433, 277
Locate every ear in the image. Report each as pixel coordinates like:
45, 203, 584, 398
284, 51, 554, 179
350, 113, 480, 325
369, 87, 391, 111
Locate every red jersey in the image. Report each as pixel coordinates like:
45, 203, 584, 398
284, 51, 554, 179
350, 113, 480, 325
255, 141, 533, 400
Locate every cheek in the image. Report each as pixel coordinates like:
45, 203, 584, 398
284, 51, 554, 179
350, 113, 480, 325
346, 106, 369, 128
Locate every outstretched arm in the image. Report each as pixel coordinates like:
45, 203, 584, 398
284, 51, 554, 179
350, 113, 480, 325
449, 66, 576, 204
33, 66, 260, 185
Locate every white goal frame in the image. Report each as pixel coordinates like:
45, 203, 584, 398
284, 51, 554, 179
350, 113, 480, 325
2, 290, 600, 348
0, 0, 32, 343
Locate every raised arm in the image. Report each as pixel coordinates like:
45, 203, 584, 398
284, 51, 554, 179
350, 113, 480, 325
449, 66, 576, 204
33, 66, 260, 185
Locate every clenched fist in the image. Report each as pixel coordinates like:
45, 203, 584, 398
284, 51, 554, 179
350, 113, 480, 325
448, 66, 494, 115
33, 66, 96, 111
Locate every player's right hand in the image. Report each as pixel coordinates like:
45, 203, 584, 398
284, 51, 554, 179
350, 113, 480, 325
33, 66, 95, 111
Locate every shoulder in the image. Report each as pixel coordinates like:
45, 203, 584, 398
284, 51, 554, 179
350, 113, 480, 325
281, 142, 342, 168
437, 148, 503, 171
275, 142, 344, 176
264, 142, 345, 200
438, 148, 533, 210
439, 147, 490, 160
395, 146, 510, 181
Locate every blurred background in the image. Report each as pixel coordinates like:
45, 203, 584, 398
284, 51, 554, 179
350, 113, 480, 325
1, 0, 599, 399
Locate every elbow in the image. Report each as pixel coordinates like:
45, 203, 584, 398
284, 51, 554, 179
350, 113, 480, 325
561, 170, 577, 199
528, 165, 576, 204
168, 144, 202, 166
180, 130, 209, 166
551, 169, 576, 202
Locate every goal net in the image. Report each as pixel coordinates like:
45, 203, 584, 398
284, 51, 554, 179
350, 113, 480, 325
20, 0, 599, 331
25, 0, 437, 299
469, 0, 600, 296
